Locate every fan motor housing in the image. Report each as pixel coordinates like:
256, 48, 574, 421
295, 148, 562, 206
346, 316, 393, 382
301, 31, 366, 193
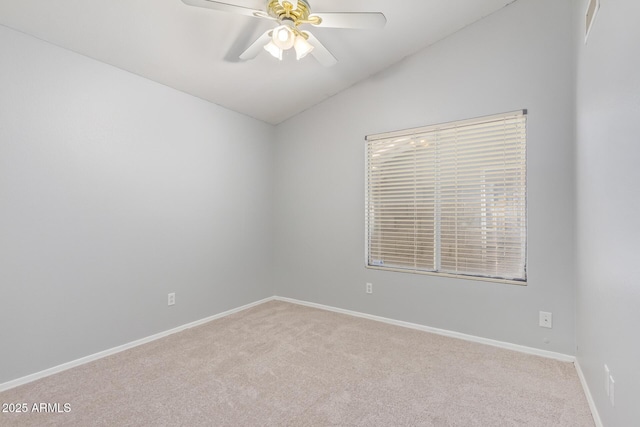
267, 0, 312, 23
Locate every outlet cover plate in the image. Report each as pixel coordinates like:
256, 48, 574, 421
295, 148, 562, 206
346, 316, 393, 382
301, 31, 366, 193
539, 311, 552, 328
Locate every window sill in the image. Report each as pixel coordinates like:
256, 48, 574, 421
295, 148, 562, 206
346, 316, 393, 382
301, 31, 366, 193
365, 265, 527, 286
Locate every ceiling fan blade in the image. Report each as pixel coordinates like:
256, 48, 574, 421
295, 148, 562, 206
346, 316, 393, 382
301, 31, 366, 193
309, 12, 387, 29
181, 0, 273, 20
239, 30, 272, 60
304, 31, 337, 67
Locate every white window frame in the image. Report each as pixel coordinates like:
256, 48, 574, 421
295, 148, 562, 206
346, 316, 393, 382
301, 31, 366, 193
365, 110, 527, 285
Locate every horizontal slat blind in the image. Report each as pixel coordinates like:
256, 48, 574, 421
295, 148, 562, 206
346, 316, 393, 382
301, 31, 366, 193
366, 111, 526, 282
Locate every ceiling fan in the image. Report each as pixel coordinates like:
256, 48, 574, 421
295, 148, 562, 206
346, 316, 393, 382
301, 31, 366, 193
181, 0, 387, 66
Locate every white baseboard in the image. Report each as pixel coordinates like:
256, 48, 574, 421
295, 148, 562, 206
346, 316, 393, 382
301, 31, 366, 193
575, 358, 604, 427
274, 296, 576, 363
293, 293, 599, 424
0, 296, 275, 393
0, 295, 582, 400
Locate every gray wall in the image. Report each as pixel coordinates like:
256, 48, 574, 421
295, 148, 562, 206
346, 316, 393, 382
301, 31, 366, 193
0, 25, 274, 384
9, 5, 640, 423
574, 0, 640, 425
274, 0, 577, 355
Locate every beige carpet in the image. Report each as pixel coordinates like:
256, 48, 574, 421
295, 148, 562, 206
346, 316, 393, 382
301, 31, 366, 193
0, 300, 593, 426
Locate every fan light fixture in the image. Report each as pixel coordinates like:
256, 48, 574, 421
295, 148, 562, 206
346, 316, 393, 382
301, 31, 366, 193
263, 38, 283, 60
264, 21, 313, 61
182, 0, 387, 67
294, 32, 314, 60
272, 23, 295, 50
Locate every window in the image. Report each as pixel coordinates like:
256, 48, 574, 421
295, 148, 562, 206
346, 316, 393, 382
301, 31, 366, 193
365, 110, 527, 284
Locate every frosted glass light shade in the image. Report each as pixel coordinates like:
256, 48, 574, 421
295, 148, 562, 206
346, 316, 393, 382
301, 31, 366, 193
272, 25, 295, 50
264, 41, 283, 60
294, 35, 314, 60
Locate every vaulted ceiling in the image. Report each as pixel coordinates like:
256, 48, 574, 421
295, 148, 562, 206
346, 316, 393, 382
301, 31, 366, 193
0, 0, 516, 124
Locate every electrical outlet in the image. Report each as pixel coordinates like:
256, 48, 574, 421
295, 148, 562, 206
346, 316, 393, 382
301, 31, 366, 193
366, 283, 373, 294
168, 293, 175, 306
604, 365, 610, 396
609, 376, 615, 406
539, 311, 552, 328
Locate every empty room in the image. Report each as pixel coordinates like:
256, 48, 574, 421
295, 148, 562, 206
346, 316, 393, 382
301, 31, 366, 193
0, 0, 638, 425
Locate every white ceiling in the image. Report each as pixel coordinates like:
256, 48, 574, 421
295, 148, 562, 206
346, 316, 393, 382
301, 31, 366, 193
0, 0, 516, 124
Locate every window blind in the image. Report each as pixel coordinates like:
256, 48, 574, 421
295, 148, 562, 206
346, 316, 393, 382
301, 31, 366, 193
365, 110, 527, 283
